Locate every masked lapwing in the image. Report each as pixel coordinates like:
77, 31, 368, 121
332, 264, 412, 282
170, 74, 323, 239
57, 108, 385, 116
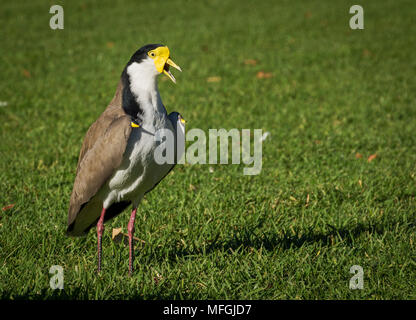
66, 44, 185, 275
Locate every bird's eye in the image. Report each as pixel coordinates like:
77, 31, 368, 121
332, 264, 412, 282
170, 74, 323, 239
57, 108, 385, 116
148, 51, 156, 58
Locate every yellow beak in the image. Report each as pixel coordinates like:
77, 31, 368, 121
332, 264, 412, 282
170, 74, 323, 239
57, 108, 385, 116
163, 58, 182, 84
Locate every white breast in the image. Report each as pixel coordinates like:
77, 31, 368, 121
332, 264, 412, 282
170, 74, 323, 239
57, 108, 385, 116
103, 116, 174, 208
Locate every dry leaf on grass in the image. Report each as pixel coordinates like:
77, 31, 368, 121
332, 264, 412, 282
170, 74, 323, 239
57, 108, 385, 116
22, 69, 31, 78
355, 152, 363, 159
256, 71, 273, 79
368, 154, 377, 162
207, 76, 221, 83
2, 204, 15, 211
363, 49, 371, 57
112, 227, 123, 241
111, 227, 145, 245
244, 59, 258, 66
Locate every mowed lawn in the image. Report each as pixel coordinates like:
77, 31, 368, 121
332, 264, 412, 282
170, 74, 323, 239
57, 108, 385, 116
0, 0, 415, 299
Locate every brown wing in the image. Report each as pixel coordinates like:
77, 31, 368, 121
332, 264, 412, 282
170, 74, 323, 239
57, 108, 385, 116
67, 115, 132, 230
67, 81, 132, 231
76, 81, 124, 174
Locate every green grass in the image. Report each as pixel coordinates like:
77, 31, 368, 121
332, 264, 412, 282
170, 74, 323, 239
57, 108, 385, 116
1, 0, 415, 299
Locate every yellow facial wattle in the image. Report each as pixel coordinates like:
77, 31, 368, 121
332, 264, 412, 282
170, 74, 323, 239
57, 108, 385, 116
147, 46, 182, 83
148, 46, 170, 73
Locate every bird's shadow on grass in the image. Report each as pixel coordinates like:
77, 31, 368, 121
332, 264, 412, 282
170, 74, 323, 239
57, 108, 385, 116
3, 219, 413, 300
152, 218, 412, 263
137, 219, 414, 300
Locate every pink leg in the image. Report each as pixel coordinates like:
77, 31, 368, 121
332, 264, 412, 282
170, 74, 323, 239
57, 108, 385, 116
97, 207, 106, 273
127, 208, 137, 276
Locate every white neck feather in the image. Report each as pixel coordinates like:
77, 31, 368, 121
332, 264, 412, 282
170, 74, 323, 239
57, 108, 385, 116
126, 59, 167, 126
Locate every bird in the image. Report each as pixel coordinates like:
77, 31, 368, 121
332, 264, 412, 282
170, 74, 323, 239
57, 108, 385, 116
66, 44, 185, 275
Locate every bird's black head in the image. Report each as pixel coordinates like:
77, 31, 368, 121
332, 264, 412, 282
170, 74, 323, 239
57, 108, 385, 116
123, 44, 182, 84
127, 44, 165, 65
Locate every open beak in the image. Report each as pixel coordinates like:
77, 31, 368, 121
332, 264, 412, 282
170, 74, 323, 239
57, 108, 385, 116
163, 58, 182, 84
